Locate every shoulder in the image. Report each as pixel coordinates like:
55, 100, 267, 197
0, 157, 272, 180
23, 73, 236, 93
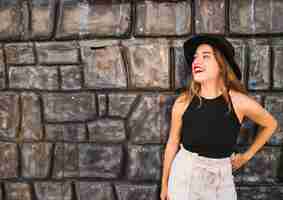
228, 89, 261, 113
172, 92, 191, 117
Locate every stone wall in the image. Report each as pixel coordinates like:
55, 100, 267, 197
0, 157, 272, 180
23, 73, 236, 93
0, 0, 283, 199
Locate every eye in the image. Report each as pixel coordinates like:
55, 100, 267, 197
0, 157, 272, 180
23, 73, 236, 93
203, 55, 209, 58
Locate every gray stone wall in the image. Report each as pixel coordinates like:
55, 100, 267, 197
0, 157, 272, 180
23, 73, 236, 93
0, 0, 283, 199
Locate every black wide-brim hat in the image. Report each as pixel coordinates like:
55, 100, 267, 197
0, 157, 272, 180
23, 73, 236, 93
183, 34, 242, 81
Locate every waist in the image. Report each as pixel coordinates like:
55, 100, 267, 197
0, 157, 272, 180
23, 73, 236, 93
180, 143, 234, 159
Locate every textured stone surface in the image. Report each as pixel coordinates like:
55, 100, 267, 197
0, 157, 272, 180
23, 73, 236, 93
123, 39, 170, 89
5, 182, 31, 200
30, 0, 56, 39
272, 39, 283, 89
9, 66, 58, 90
247, 39, 270, 90
53, 143, 79, 178
56, 1, 131, 39
5, 43, 35, 65
21, 92, 43, 141
128, 94, 170, 144
43, 92, 96, 122
36, 41, 79, 64
237, 185, 283, 200
97, 94, 107, 117
108, 93, 137, 118
0, 142, 18, 178
227, 38, 247, 84
0, 93, 20, 140
81, 42, 127, 89
234, 146, 281, 183
76, 182, 115, 200
230, 0, 283, 34
60, 65, 82, 90
173, 41, 191, 89
127, 145, 162, 181
0, 1, 29, 40
79, 144, 123, 178
21, 143, 52, 178
0, 49, 5, 89
264, 95, 283, 145
195, 0, 225, 34
135, 1, 191, 36
34, 182, 72, 200
45, 123, 86, 142
115, 183, 159, 200
88, 118, 126, 142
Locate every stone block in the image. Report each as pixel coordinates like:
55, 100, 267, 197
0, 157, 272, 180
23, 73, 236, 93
0, 142, 18, 178
4, 43, 35, 65
128, 94, 170, 144
79, 144, 123, 178
21, 143, 52, 178
108, 93, 137, 118
0, 93, 20, 140
122, 39, 170, 89
76, 182, 115, 200
127, 145, 162, 181
0, 0, 29, 40
30, 0, 56, 39
43, 92, 96, 122
9, 66, 58, 90
115, 183, 159, 200
20, 92, 43, 141
60, 65, 82, 90
36, 41, 79, 64
56, 1, 131, 39
88, 118, 126, 142
247, 39, 270, 90
195, 0, 225, 33
45, 123, 86, 142
34, 182, 72, 200
53, 143, 79, 178
135, 1, 191, 35
81, 42, 127, 89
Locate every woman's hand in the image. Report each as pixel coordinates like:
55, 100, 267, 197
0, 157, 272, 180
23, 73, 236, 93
160, 186, 170, 200
230, 151, 253, 171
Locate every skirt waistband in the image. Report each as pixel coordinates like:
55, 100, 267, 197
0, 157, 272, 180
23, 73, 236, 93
179, 143, 232, 168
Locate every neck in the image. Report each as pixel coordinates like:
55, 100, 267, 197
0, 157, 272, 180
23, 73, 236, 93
199, 79, 223, 98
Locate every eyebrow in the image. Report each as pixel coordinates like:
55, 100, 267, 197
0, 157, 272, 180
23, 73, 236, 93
194, 51, 212, 56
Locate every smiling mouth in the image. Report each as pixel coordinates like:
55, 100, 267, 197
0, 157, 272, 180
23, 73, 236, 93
193, 66, 204, 74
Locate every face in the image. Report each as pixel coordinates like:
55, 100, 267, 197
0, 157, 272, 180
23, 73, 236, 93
191, 44, 221, 83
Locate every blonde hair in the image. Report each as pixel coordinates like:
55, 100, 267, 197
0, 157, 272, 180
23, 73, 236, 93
179, 45, 248, 115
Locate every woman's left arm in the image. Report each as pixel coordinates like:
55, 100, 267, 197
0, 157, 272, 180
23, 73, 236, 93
231, 93, 278, 170
241, 94, 278, 160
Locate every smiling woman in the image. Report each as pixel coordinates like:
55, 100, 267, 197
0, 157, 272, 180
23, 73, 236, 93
160, 34, 278, 200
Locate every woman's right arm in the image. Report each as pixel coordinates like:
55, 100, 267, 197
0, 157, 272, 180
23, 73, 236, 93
160, 98, 183, 199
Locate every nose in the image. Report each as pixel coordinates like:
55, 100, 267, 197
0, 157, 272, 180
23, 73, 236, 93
192, 57, 202, 67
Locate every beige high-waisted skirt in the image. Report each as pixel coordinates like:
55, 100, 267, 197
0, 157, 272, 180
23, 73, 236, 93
168, 144, 237, 200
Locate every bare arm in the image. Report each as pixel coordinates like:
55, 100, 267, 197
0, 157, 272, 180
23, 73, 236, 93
239, 93, 278, 160
161, 98, 183, 189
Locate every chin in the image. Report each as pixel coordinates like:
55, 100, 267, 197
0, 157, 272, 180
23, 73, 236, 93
193, 75, 207, 83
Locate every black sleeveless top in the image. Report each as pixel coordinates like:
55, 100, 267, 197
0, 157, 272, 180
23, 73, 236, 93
181, 90, 241, 158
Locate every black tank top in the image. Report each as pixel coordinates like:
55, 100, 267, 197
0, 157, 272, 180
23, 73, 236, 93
181, 90, 241, 158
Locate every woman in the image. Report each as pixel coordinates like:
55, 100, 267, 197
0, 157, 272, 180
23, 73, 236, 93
160, 35, 278, 200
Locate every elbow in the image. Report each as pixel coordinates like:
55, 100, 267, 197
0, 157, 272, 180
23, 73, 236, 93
267, 118, 278, 135
272, 119, 278, 131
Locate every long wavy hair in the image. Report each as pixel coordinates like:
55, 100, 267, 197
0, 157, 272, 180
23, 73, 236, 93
179, 45, 248, 115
